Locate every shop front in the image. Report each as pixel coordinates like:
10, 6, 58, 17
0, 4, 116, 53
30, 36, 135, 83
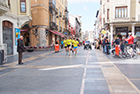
115, 27, 129, 38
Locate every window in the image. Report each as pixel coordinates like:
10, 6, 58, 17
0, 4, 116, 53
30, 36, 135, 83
52, 0, 56, 6
107, 9, 109, 20
115, 7, 127, 18
8, 0, 11, 8
20, 0, 26, 12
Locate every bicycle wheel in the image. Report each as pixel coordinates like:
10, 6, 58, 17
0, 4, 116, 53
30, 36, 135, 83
132, 50, 138, 59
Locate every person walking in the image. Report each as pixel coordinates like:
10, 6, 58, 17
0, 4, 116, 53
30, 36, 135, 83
71, 38, 75, 54
73, 38, 79, 56
63, 37, 68, 55
66, 37, 72, 56
61, 39, 64, 49
17, 36, 25, 65
133, 36, 138, 50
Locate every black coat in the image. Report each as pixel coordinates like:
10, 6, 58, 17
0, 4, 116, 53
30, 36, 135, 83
17, 39, 25, 53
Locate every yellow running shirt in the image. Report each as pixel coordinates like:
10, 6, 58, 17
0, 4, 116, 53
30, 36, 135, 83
63, 40, 67, 46
73, 40, 79, 47
66, 39, 72, 45
71, 40, 75, 45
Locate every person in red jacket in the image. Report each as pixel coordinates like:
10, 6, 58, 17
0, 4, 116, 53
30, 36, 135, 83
125, 33, 134, 45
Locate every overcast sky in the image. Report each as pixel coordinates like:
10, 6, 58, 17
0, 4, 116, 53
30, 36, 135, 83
67, 0, 100, 32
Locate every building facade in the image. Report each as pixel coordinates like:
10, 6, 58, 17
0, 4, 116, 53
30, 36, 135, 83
95, 0, 140, 42
69, 14, 82, 38
30, 0, 68, 47
0, 0, 31, 55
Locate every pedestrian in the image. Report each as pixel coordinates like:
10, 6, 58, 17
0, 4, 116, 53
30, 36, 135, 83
95, 39, 99, 49
61, 39, 64, 49
99, 38, 102, 49
73, 38, 79, 56
102, 37, 106, 53
105, 37, 109, 54
71, 38, 75, 54
66, 37, 72, 56
63, 37, 68, 55
125, 33, 134, 48
133, 36, 138, 50
117, 33, 122, 41
17, 36, 25, 65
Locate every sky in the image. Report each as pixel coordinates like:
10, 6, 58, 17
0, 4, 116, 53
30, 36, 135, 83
67, 0, 100, 32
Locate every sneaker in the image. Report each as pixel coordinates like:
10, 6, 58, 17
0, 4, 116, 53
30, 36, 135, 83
75, 54, 76, 56
66, 53, 68, 55
68, 54, 70, 56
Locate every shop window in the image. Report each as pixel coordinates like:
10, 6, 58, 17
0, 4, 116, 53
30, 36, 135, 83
20, 0, 26, 13
115, 7, 127, 18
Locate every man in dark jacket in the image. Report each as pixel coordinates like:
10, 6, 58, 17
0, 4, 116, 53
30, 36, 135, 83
17, 36, 25, 65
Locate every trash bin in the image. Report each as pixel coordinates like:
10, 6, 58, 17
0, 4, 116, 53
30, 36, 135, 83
0, 50, 4, 65
55, 44, 59, 53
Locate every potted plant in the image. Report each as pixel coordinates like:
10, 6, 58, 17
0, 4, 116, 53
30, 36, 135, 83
26, 47, 34, 52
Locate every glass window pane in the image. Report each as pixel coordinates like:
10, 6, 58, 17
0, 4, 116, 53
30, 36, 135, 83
116, 9, 118, 18
122, 9, 124, 17
119, 9, 121, 18
125, 8, 127, 17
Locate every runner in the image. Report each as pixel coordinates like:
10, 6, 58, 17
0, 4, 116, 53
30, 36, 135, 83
63, 37, 68, 55
71, 38, 75, 54
66, 37, 72, 56
73, 38, 79, 56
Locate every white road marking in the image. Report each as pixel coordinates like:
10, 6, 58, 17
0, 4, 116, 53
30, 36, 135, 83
39, 64, 83, 71
80, 51, 89, 94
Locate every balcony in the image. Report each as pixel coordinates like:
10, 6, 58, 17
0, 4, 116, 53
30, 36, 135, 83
59, 12, 62, 17
65, 17, 68, 24
65, 7, 68, 13
62, 15, 65, 20
59, 27, 62, 32
0, 0, 10, 14
55, 8, 58, 15
49, 1, 56, 13
49, 22, 57, 30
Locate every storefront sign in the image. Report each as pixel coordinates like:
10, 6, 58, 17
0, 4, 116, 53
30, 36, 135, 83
116, 27, 128, 32
135, 27, 140, 31
101, 30, 106, 34
15, 28, 20, 46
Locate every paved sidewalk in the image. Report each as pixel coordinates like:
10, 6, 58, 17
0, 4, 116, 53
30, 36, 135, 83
94, 49, 140, 94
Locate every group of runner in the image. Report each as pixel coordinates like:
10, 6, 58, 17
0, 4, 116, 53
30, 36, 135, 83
63, 37, 79, 56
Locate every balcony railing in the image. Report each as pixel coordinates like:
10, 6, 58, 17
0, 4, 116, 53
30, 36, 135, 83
55, 8, 58, 15
0, 0, 10, 13
65, 7, 68, 13
49, 22, 57, 30
62, 15, 65, 20
49, 1, 56, 11
59, 27, 62, 32
59, 12, 62, 17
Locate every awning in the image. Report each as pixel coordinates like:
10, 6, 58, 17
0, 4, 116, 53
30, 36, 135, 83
49, 30, 58, 35
57, 32, 65, 37
20, 29, 29, 32
49, 30, 65, 37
